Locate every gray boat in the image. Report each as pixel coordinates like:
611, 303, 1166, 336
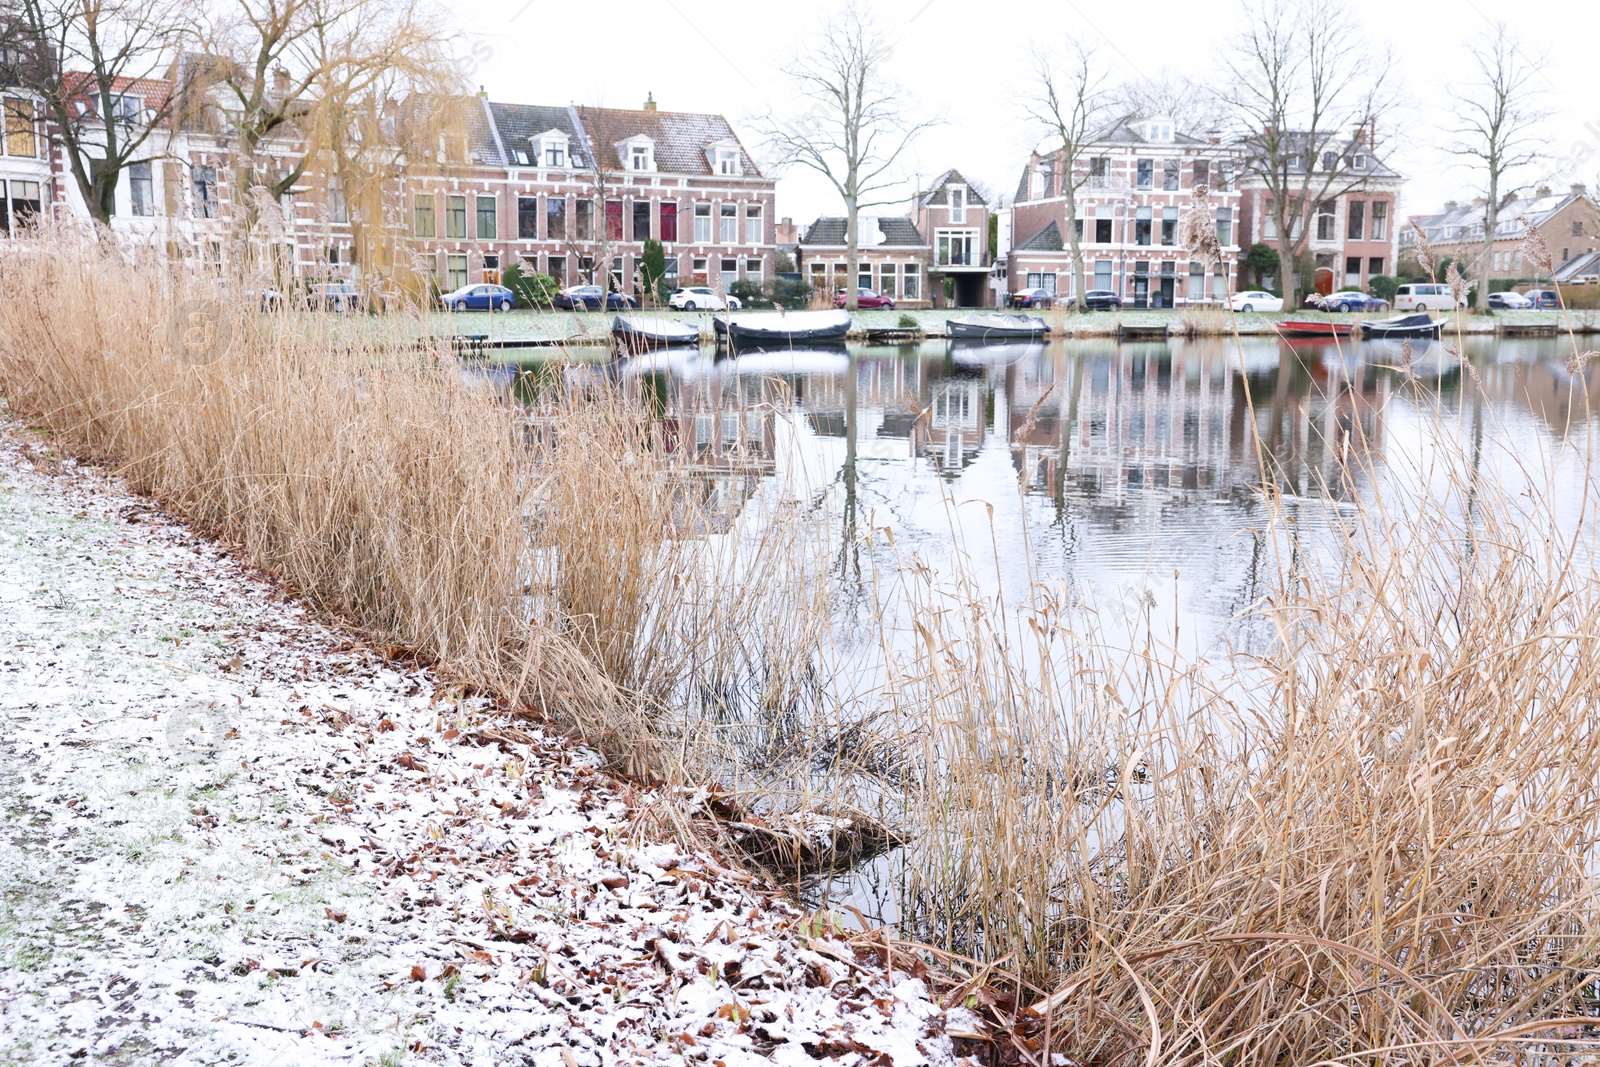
946, 312, 1049, 341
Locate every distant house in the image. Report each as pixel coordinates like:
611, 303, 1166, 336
914, 169, 996, 307
1009, 116, 1244, 308
795, 214, 929, 306
1233, 130, 1402, 293
1401, 185, 1600, 284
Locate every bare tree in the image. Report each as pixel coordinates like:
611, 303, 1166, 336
758, 3, 935, 311
1024, 41, 1118, 313
1448, 24, 1546, 301
1112, 70, 1227, 141
6, 0, 191, 225
1223, 0, 1390, 305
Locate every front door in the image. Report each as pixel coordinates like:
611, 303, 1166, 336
1158, 276, 1175, 308
1133, 275, 1149, 309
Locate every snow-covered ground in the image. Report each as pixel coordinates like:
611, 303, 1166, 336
0, 424, 974, 1066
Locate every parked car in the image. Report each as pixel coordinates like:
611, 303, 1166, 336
1231, 290, 1284, 313
1523, 288, 1561, 309
667, 287, 741, 311
1008, 287, 1054, 309
1393, 283, 1466, 312
439, 283, 516, 312
835, 287, 895, 310
306, 282, 361, 312
1083, 289, 1122, 311
1486, 290, 1532, 310
1318, 289, 1389, 313
555, 285, 637, 311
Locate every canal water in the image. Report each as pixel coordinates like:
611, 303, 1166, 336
481, 331, 1600, 923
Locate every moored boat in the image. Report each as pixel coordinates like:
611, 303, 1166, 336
712, 309, 851, 349
1360, 313, 1445, 339
946, 312, 1049, 341
1278, 318, 1354, 338
611, 314, 700, 350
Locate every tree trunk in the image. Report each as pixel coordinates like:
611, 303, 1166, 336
845, 195, 859, 312
1479, 177, 1498, 314
1063, 182, 1086, 312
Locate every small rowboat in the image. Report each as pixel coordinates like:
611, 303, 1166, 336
947, 312, 1049, 341
1361, 313, 1445, 339
1278, 318, 1354, 338
713, 309, 852, 349
611, 314, 700, 350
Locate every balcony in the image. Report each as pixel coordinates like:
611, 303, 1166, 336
934, 250, 991, 269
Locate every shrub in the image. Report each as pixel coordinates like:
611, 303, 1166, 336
502, 261, 559, 309
1368, 274, 1398, 302
897, 312, 919, 329
728, 279, 768, 308
639, 239, 668, 305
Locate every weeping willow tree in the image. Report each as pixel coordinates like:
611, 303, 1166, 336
190, 0, 468, 303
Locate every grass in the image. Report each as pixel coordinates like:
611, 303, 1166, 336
5, 230, 1600, 1062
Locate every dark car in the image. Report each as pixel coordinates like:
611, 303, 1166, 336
1318, 289, 1389, 313
1524, 288, 1561, 309
1083, 289, 1122, 311
246, 287, 284, 312
440, 283, 516, 312
555, 285, 636, 311
1008, 287, 1053, 309
835, 287, 895, 310
306, 282, 361, 312
1486, 290, 1532, 310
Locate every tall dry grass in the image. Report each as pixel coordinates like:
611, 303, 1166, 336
6, 231, 1600, 1060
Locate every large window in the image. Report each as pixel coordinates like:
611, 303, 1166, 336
903, 262, 921, 300
446, 195, 466, 239
518, 196, 538, 240
1095, 259, 1113, 291
605, 199, 623, 241
414, 194, 435, 237
1134, 206, 1152, 246
1347, 200, 1365, 241
719, 202, 737, 244
576, 199, 593, 240
721, 257, 738, 283
633, 200, 650, 242
949, 186, 966, 223
5, 179, 41, 231
548, 255, 566, 284
880, 263, 897, 297
1163, 159, 1180, 191
746, 258, 762, 278
1192, 160, 1209, 188
1090, 157, 1109, 189
1371, 201, 1388, 241
194, 166, 218, 218
446, 253, 468, 290
129, 162, 154, 217
328, 174, 347, 224
544, 138, 566, 168
1215, 207, 1233, 247
547, 197, 566, 240
3, 97, 37, 157
744, 203, 762, 244
1095, 218, 1112, 244
1136, 159, 1153, 189
1315, 200, 1336, 241
1161, 206, 1177, 246
476, 195, 497, 239
660, 201, 677, 242
694, 202, 711, 242
1217, 161, 1234, 191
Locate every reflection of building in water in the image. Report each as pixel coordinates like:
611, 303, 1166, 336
1009, 341, 1387, 502
656, 377, 778, 531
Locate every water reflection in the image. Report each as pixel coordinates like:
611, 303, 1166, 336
486, 333, 1600, 648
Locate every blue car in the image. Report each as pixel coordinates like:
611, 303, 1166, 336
1319, 289, 1389, 313
555, 284, 637, 311
440, 283, 515, 311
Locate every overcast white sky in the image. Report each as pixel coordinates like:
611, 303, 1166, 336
459, 0, 1600, 224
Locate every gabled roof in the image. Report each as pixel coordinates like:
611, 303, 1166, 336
1014, 221, 1065, 253
800, 215, 926, 248
487, 102, 586, 166
1554, 250, 1600, 283
1242, 131, 1401, 180
918, 169, 987, 208
575, 106, 760, 177
1088, 115, 1210, 147
1408, 190, 1592, 244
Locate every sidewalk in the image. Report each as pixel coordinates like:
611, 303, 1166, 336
0, 423, 971, 1066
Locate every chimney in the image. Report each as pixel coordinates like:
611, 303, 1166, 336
1572, 182, 1588, 196
477, 85, 487, 99
272, 66, 289, 94
1444, 200, 1458, 210
1206, 127, 1221, 145
1351, 123, 1366, 145
643, 92, 657, 112
1537, 184, 1553, 198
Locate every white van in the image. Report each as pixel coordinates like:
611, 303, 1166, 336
1394, 283, 1465, 312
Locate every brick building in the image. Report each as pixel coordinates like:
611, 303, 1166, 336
1400, 184, 1600, 285
1008, 117, 1244, 308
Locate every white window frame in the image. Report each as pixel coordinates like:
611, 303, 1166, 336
694, 202, 712, 243
717, 148, 739, 176
903, 262, 921, 300
719, 202, 737, 244
949, 185, 966, 224
744, 203, 763, 245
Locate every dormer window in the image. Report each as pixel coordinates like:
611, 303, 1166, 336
1322, 151, 1338, 171
546, 142, 565, 167
949, 185, 966, 223
534, 130, 568, 169
1141, 119, 1174, 142
707, 139, 742, 177
1352, 153, 1366, 170
631, 145, 651, 171
109, 93, 140, 125
717, 148, 738, 175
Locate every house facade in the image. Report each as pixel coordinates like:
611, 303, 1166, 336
1008, 117, 1244, 308
1400, 185, 1600, 284
795, 215, 929, 306
1, 55, 58, 234
915, 169, 995, 307
1233, 133, 1403, 293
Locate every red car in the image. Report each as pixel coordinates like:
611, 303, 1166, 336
835, 287, 896, 310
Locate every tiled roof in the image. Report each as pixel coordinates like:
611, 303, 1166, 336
1554, 250, 1600, 282
1407, 191, 1591, 244
1240, 131, 1401, 179
487, 102, 586, 167
574, 106, 760, 177
1090, 115, 1210, 146
918, 169, 988, 207
800, 215, 926, 247
1014, 221, 1065, 252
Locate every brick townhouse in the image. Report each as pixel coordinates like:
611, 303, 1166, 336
1233, 131, 1401, 293
1008, 117, 1244, 308
1400, 184, 1600, 284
